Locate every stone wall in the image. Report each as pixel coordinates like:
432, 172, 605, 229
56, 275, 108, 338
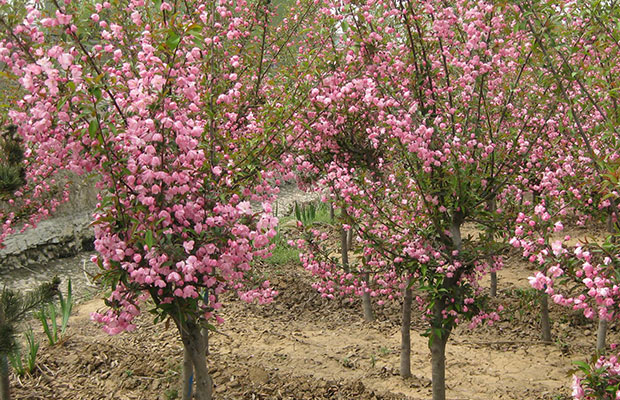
0, 211, 95, 271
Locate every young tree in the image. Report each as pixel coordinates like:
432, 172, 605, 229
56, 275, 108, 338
0, 0, 320, 398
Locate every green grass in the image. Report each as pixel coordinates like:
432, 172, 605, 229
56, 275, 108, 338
265, 232, 300, 266
264, 200, 335, 267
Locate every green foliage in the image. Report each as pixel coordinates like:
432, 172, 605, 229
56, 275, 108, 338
504, 287, 541, 321
265, 232, 299, 266
572, 356, 620, 400
293, 201, 332, 227
36, 279, 73, 346
164, 389, 179, 400
0, 277, 59, 400
8, 328, 39, 377
294, 200, 316, 225
0, 125, 25, 194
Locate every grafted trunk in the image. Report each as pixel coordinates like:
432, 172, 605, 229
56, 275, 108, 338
400, 278, 413, 378
540, 293, 552, 343
597, 318, 608, 353
178, 320, 213, 400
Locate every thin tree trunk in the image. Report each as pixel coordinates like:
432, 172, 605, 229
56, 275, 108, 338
597, 318, 608, 353
329, 202, 334, 221
430, 330, 448, 400
340, 226, 349, 272
400, 278, 413, 379
487, 198, 497, 297
179, 320, 213, 400
362, 262, 374, 322
182, 347, 194, 400
347, 228, 354, 250
490, 271, 497, 297
540, 293, 552, 343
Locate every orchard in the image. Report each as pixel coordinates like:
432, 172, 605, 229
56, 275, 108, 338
0, 0, 619, 399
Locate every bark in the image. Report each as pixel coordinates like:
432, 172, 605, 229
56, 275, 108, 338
427, 219, 459, 400
400, 278, 413, 379
347, 228, 354, 250
540, 293, 552, 343
597, 318, 608, 354
362, 264, 374, 322
178, 320, 213, 400
182, 347, 194, 400
430, 330, 447, 400
490, 271, 497, 298
329, 202, 335, 221
202, 327, 209, 356
340, 226, 349, 272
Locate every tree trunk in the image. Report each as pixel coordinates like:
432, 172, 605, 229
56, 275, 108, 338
597, 318, 608, 353
178, 320, 213, 400
540, 293, 552, 343
347, 229, 354, 250
490, 271, 497, 298
202, 327, 209, 356
182, 347, 194, 400
340, 226, 349, 272
361, 263, 374, 322
400, 278, 413, 379
487, 197, 497, 297
329, 202, 335, 221
430, 330, 448, 400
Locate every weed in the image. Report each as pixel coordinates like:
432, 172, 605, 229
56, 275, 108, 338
341, 357, 354, 368
8, 327, 39, 376
265, 232, 299, 266
37, 279, 73, 345
164, 388, 179, 400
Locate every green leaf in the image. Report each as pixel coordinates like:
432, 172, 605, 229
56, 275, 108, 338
88, 120, 98, 138
145, 230, 155, 249
90, 87, 102, 101
573, 360, 590, 372
166, 31, 181, 49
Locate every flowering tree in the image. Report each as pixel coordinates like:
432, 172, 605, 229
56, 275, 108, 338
292, 1, 569, 399
511, 1, 620, 397
0, 0, 319, 398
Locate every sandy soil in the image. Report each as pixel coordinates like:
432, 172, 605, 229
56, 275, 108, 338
10, 247, 615, 400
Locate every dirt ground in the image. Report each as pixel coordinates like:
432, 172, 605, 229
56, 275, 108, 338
10, 240, 614, 400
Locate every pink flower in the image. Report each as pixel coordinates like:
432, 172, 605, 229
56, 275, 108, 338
183, 240, 194, 253
571, 375, 584, 399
